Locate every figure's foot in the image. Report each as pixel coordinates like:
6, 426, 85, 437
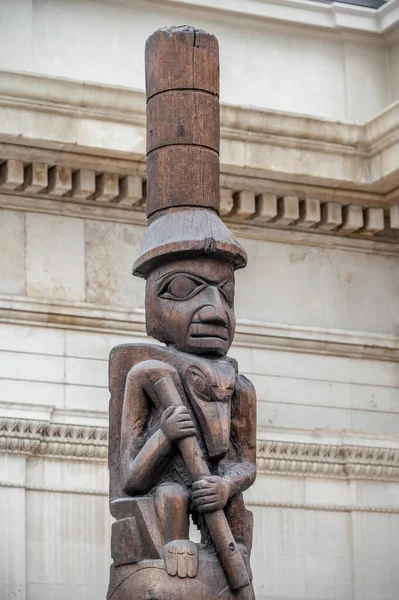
163, 540, 198, 578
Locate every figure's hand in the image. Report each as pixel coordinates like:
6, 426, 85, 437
160, 406, 196, 443
191, 476, 231, 513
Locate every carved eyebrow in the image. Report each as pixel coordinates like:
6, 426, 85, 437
155, 269, 224, 286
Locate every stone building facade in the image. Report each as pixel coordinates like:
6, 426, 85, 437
0, 1, 399, 599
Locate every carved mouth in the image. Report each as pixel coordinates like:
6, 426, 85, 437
190, 333, 228, 342
189, 325, 229, 342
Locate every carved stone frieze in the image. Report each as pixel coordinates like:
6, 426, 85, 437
0, 417, 108, 461
2, 417, 399, 482
257, 439, 399, 481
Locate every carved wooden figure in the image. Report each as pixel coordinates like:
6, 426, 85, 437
107, 26, 257, 600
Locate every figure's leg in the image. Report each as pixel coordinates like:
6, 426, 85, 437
155, 483, 190, 542
225, 492, 255, 598
154, 483, 197, 578
225, 493, 253, 556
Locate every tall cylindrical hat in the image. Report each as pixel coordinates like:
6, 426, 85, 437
133, 26, 247, 278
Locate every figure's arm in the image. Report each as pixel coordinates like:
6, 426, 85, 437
192, 374, 257, 512
120, 363, 196, 496
219, 374, 257, 494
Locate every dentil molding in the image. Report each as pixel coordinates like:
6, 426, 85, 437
2, 417, 399, 482
0, 156, 398, 254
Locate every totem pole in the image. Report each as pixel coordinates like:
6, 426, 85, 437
107, 26, 257, 600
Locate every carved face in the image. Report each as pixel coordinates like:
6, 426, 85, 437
145, 257, 235, 355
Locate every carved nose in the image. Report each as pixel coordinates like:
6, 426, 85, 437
198, 305, 226, 325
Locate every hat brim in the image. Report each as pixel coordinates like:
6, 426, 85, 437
133, 209, 247, 278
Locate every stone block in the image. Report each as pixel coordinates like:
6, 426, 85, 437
0, 350, 64, 384
72, 169, 96, 199
341, 204, 364, 232
318, 202, 342, 230
362, 207, 384, 235
246, 475, 305, 506
352, 512, 399, 600
254, 193, 277, 222
276, 196, 299, 224
0, 323, 65, 356
0, 209, 25, 294
390, 204, 399, 229
0, 486, 26, 594
118, 175, 143, 206
0, 378, 64, 408
257, 399, 352, 430
232, 190, 256, 219
219, 188, 233, 217
23, 163, 48, 193
65, 330, 136, 361
298, 198, 321, 227
351, 410, 399, 435
0, 159, 24, 190
26, 213, 85, 301
305, 478, 350, 507
305, 556, 352, 599
65, 384, 109, 413
85, 220, 145, 309
252, 346, 397, 388
65, 357, 107, 387
251, 552, 306, 599
48, 166, 72, 196
95, 172, 119, 201
26, 486, 109, 543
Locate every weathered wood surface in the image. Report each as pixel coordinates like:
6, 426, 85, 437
145, 26, 220, 218
108, 25, 257, 600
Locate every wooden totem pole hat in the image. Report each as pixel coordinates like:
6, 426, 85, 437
133, 26, 247, 279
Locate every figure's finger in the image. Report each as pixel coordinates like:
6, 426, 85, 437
192, 479, 211, 491
174, 406, 190, 416
179, 428, 196, 438
194, 495, 219, 510
175, 414, 194, 423
187, 552, 198, 578
163, 406, 175, 419
164, 544, 177, 576
192, 488, 216, 500
205, 476, 219, 483
198, 501, 221, 513
177, 554, 187, 578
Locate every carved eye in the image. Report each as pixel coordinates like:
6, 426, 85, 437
219, 281, 234, 307
159, 274, 206, 301
185, 367, 211, 401
193, 374, 207, 394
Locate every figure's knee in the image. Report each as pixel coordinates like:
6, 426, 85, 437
155, 483, 189, 507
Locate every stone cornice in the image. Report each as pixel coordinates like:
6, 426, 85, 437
2, 417, 399, 482
1, 294, 399, 362
2, 71, 399, 201
126, 0, 399, 36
